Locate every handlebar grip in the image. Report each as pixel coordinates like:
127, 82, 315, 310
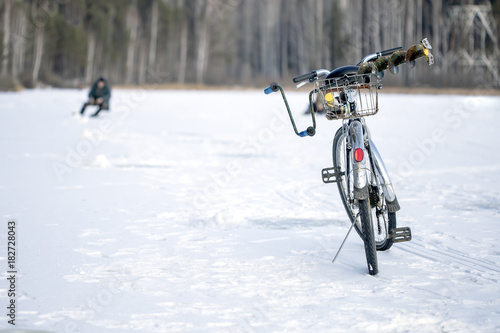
264, 82, 280, 95
293, 71, 315, 84
264, 86, 274, 95
298, 126, 316, 137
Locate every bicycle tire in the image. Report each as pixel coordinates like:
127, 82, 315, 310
359, 199, 378, 275
372, 209, 396, 251
332, 126, 395, 252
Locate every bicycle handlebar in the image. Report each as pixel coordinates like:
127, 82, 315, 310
293, 46, 409, 81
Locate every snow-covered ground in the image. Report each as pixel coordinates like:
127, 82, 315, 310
0, 87, 499, 332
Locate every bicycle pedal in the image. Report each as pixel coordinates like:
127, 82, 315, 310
390, 227, 412, 243
322, 167, 343, 183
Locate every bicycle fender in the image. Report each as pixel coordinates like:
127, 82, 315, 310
349, 121, 369, 200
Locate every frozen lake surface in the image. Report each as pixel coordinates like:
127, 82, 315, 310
0, 88, 499, 332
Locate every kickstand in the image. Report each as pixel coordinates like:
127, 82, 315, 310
332, 219, 356, 263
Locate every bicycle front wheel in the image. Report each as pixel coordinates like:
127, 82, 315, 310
359, 199, 378, 275
333, 126, 378, 274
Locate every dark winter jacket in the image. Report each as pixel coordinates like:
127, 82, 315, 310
89, 79, 111, 109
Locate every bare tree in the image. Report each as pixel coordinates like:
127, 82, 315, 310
148, 0, 159, 71
84, 31, 96, 85
31, 1, 49, 87
11, 4, 27, 78
177, 0, 188, 84
195, 0, 215, 84
126, 0, 139, 85
2, 0, 11, 75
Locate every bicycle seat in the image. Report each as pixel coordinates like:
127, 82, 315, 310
326, 65, 359, 79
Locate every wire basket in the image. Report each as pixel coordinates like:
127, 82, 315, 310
314, 74, 379, 120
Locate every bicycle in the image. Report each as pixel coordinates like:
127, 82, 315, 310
264, 39, 434, 275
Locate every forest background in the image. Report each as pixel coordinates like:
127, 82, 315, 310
1, 0, 499, 90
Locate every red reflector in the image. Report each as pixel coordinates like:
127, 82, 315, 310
354, 148, 364, 162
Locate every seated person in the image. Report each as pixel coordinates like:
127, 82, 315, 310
80, 77, 111, 117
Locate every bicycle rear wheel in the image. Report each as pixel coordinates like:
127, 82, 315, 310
367, 141, 398, 251
369, 183, 396, 251
332, 126, 364, 237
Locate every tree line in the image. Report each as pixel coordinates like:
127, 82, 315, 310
1, 0, 499, 89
